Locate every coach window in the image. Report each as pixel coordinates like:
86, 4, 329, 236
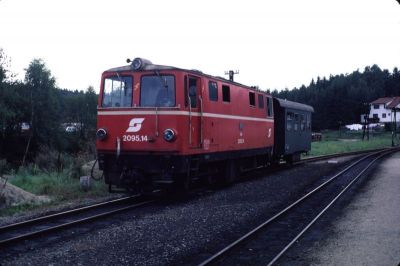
140, 75, 175, 107
307, 114, 311, 130
287, 111, 294, 131
300, 114, 305, 131
209, 81, 218, 102
258, 94, 264, 109
249, 92, 255, 106
102, 76, 133, 108
266, 97, 273, 117
294, 113, 299, 131
222, 85, 230, 102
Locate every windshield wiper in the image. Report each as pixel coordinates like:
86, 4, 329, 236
154, 70, 168, 89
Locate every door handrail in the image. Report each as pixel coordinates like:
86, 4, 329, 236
188, 95, 192, 145
199, 96, 203, 147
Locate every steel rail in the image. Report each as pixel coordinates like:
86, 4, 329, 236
0, 198, 154, 247
299, 147, 388, 164
198, 148, 397, 266
266, 149, 393, 265
0, 195, 139, 232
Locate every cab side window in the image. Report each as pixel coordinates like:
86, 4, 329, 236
222, 85, 230, 102
258, 95, 264, 109
209, 81, 218, 102
185, 76, 197, 108
266, 97, 273, 117
249, 92, 255, 106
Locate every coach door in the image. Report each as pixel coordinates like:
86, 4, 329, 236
185, 75, 202, 148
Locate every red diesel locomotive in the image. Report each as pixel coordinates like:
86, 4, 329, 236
96, 58, 313, 192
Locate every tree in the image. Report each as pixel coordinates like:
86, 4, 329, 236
22, 59, 60, 164
272, 65, 400, 130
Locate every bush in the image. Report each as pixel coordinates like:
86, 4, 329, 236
34, 146, 62, 172
69, 154, 88, 179
0, 159, 7, 176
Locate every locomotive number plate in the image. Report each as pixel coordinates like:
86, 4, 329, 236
123, 135, 148, 142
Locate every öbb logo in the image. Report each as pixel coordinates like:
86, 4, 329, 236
126, 118, 145, 132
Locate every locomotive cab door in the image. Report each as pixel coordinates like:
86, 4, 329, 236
185, 75, 202, 148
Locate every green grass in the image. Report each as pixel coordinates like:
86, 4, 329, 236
0, 168, 109, 216
306, 130, 397, 157
10, 171, 108, 200
0, 202, 54, 217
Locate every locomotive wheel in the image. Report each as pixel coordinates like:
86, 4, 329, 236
170, 174, 191, 195
224, 160, 238, 184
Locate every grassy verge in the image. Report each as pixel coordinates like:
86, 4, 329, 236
0, 167, 109, 216
306, 130, 397, 157
10, 170, 108, 200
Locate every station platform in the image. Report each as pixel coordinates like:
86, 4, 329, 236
305, 151, 400, 265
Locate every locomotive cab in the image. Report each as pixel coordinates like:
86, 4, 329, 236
96, 58, 204, 191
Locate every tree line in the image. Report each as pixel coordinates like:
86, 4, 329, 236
1, 47, 400, 164
271, 65, 400, 130
0, 49, 97, 166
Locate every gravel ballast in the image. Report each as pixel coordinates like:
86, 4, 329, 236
0, 155, 360, 265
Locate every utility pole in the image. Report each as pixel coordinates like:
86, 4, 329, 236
361, 102, 370, 141
225, 70, 239, 82
392, 107, 399, 146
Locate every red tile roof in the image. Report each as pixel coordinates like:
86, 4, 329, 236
370, 97, 394, 104
387, 97, 400, 109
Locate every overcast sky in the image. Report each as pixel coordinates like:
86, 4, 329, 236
0, 0, 399, 92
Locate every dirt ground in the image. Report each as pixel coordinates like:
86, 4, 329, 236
0, 177, 50, 208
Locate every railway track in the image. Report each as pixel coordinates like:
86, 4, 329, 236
0, 147, 394, 257
299, 147, 387, 164
198, 147, 398, 265
0, 195, 155, 249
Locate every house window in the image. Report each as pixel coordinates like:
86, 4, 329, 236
373, 104, 379, 109
208, 81, 218, 102
249, 92, 255, 106
373, 114, 378, 119
222, 85, 230, 102
258, 94, 264, 109
382, 113, 386, 118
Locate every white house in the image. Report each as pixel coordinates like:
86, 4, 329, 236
368, 97, 400, 123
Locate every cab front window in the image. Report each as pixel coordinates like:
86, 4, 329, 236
102, 76, 133, 108
140, 75, 175, 107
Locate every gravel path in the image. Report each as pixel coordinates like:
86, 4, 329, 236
296, 151, 400, 266
0, 155, 359, 266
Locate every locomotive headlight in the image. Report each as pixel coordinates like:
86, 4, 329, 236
163, 129, 176, 142
96, 128, 108, 141
132, 58, 143, 70
130, 57, 152, 71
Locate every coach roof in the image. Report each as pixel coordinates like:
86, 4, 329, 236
275, 98, 314, 113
